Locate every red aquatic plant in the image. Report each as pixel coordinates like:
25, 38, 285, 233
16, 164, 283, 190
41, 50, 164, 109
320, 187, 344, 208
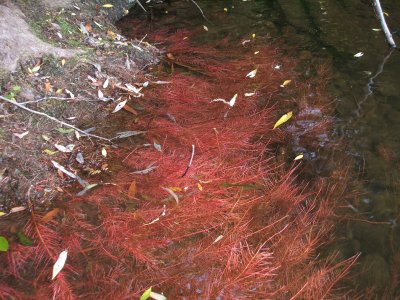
0, 25, 356, 299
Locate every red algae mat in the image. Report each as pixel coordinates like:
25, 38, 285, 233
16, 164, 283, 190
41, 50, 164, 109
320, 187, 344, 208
1, 28, 358, 299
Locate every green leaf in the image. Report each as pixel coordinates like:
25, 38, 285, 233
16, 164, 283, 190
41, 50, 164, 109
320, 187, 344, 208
12, 85, 21, 92
140, 287, 152, 300
57, 128, 74, 134
16, 232, 34, 246
0, 236, 9, 252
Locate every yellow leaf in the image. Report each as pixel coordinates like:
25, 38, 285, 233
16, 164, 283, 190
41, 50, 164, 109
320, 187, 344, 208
197, 183, 203, 191
273, 111, 293, 129
170, 187, 182, 192
102, 4, 113, 8
0, 212, 6, 217
43, 149, 58, 155
61, 59, 66, 66
55, 88, 63, 94
280, 80, 292, 87
127, 181, 137, 199
384, 11, 389, 17
294, 154, 304, 161
252, 33, 256, 39
223, 7, 228, 12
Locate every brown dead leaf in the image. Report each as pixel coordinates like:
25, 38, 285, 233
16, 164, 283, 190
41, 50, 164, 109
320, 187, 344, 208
166, 53, 175, 60
41, 208, 60, 223
107, 30, 117, 39
127, 181, 137, 199
123, 104, 138, 115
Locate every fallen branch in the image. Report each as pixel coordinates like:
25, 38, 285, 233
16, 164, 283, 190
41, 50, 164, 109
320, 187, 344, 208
372, 0, 397, 48
0, 95, 112, 142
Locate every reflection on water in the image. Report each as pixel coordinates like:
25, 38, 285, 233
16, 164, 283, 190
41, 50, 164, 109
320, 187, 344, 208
121, 0, 400, 296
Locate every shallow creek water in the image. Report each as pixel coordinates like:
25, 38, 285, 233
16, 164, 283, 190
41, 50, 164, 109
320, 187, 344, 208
118, 0, 400, 296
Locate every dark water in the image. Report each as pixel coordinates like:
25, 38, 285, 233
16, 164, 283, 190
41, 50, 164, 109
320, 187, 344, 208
120, 0, 400, 296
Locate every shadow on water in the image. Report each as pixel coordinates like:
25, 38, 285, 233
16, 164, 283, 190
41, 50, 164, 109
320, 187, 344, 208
119, 0, 400, 297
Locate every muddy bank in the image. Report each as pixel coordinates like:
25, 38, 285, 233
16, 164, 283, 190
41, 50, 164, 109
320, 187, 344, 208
0, 0, 161, 209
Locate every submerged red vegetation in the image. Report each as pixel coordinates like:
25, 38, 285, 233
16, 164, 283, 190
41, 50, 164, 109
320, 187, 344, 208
1, 27, 357, 299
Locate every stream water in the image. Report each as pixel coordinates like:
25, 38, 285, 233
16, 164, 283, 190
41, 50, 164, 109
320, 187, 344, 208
118, 0, 400, 297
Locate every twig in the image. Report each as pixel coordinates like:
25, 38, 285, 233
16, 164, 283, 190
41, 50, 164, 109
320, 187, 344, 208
19, 96, 74, 105
134, 0, 147, 13
181, 144, 195, 177
0, 95, 112, 142
189, 0, 209, 22
372, 0, 397, 48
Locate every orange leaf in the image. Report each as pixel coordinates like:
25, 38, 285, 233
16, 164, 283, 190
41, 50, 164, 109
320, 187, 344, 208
41, 208, 60, 223
85, 22, 92, 33
127, 181, 137, 199
123, 104, 138, 115
44, 80, 52, 92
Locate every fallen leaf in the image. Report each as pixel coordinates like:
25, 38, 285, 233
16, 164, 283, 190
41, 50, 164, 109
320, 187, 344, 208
14, 131, 29, 139
9, 206, 26, 214
224, 7, 228, 12
41, 208, 60, 223
127, 181, 137, 199
107, 30, 117, 39
140, 288, 152, 300
84, 22, 92, 33
170, 187, 182, 192
162, 187, 179, 204
252, 33, 256, 38
112, 100, 127, 113
212, 235, 223, 244
294, 154, 304, 161
273, 111, 293, 129
0, 236, 9, 252
61, 59, 66, 66
52, 250, 68, 280
354, 52, 364, 58
101, 148, 107, 157
244, 92, 255, 97
75, 130, 81, 140
103, 77, 109, 89
16, 232, 34, 246
153, 142, 162, 152
197, 183, 203, 191
76, 183, 98, 196
98, 89, 104, 99
246, 69, 257, 78
43, 149, 58, 155
280, 80, 292, 87
102, 4, 113, 8
0, 212, 6, 217
203, 25, 209, 31
229, 93, 237, 107
45, 80, 52, 92
54, 144, 74, 153
29, 65, 41, 73
122, 104, 138, 115
76, 152, 84, 164
57, 128, 74, 134
149, 292, 167, 300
